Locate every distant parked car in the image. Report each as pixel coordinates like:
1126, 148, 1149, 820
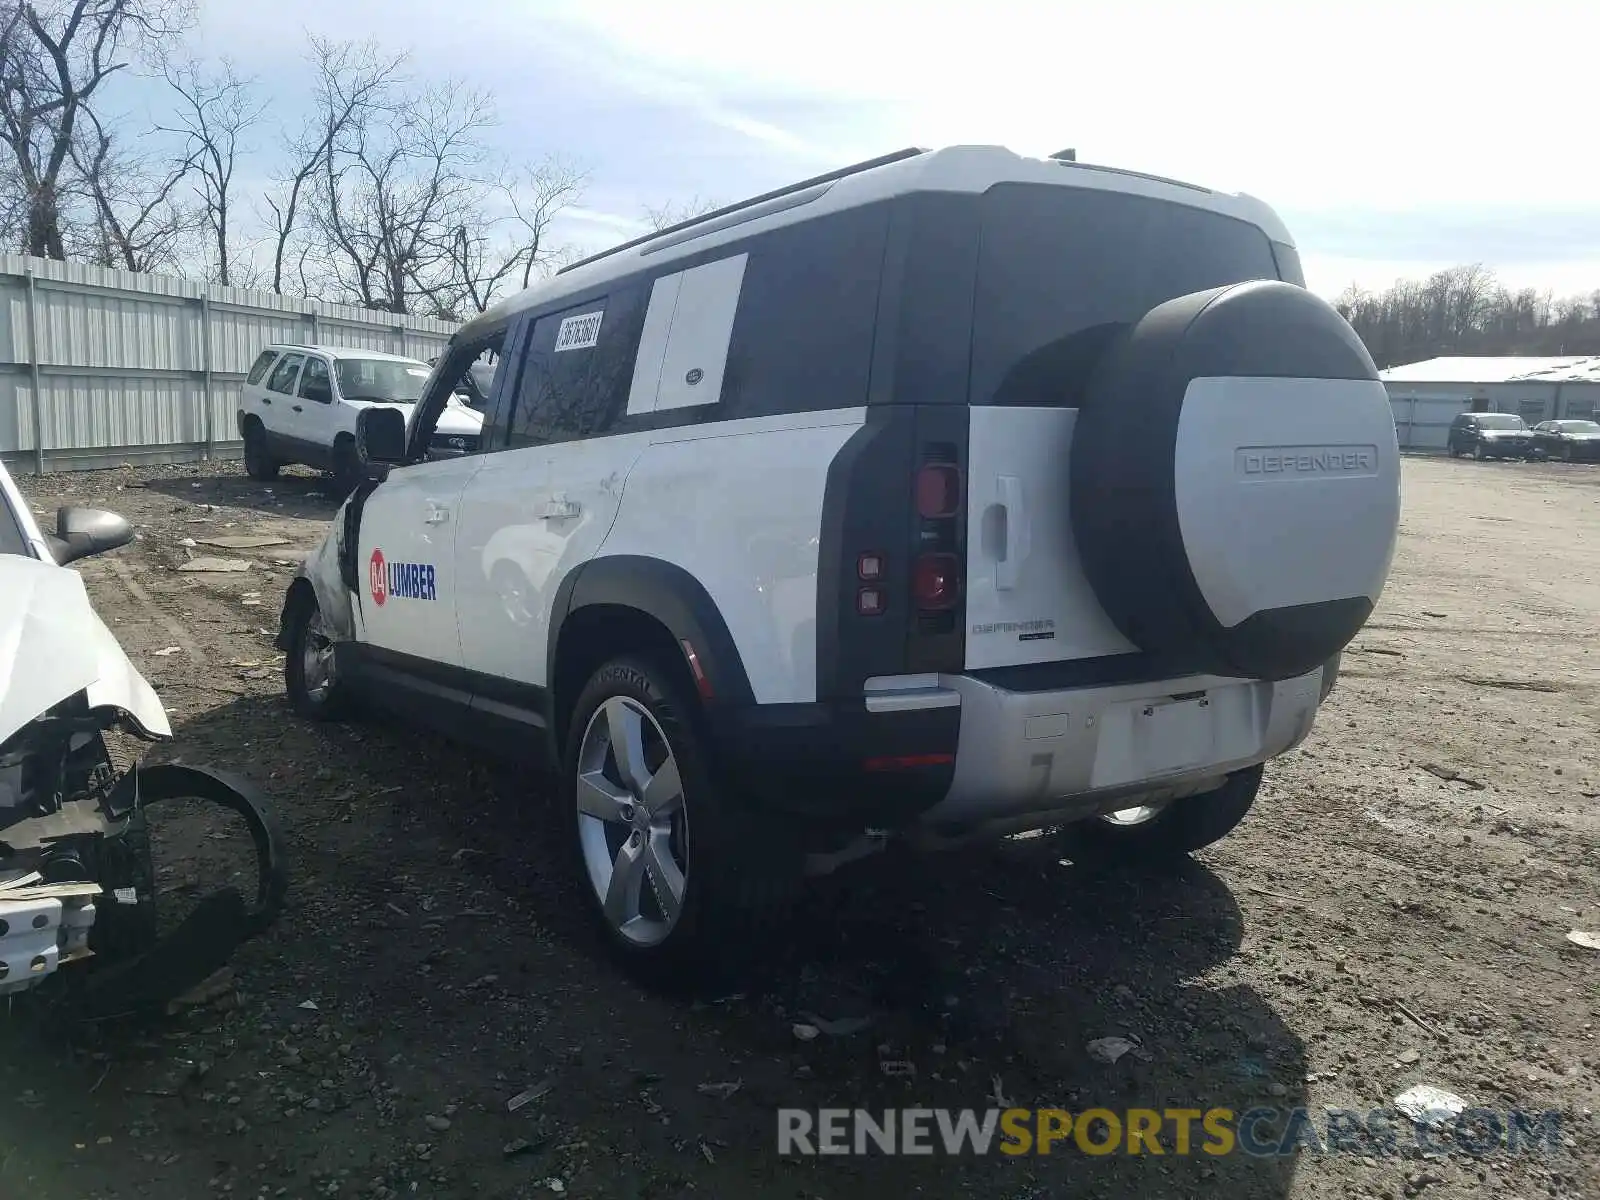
1528, 419, 1600, 462
237, 346, 484, 489
1447, 413, 1533, 460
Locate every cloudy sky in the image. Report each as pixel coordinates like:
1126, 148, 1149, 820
138, 0, 1600, 298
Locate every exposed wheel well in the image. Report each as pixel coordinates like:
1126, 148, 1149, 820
552, 604, 696, 746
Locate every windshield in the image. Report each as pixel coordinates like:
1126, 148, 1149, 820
335, 358, 433, 403
1552, 420, 1600, 433
1475, 414, 1526, 430
970, 183, 1282, 407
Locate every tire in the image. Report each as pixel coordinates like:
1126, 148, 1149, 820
1448, 445, 1460, 458
1473, 443, 1487, 461
1056, 765, 1264, 866
283, 592, 352, 721
560, 655, 796, 985
243, 422, 280, 481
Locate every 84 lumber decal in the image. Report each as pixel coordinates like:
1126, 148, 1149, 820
368, 548, 437, 606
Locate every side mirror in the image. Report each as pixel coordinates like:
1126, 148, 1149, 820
357, 405, 408, 466
52, 506, 133, 565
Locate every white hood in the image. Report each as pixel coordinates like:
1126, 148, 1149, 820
435, 399, 484, 437
0, 555, 170, 746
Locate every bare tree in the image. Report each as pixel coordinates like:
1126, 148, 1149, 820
446, 157, 585, 313
263, 34, 405, 295
161, 55, 262, 285
68, 104, 191, 270
1339, 265, 1600, 364
642, 195, 721, 232
308, 79, 494, 314
0, 0, 192, 259
303, 74, 584, 319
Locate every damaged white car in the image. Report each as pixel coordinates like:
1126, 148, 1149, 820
0, 461, 286, 1016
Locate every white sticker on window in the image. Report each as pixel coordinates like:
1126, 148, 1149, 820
405, 367, 430, 378
554, 310, 604, 352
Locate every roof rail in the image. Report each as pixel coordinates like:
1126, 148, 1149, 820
558, 146, 928, 276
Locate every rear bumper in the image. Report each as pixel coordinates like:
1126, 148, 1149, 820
710, 700, 958, 828
712, 663, 1329, 835
913, 666, 1323, 832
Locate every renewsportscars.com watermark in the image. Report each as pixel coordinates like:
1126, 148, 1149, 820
777, 1106, 1566, 1158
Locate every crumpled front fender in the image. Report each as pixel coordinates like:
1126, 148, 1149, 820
276, 506, 356, 652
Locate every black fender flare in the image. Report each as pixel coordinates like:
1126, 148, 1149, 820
105, 762, 289, 938
547, 556, 754, 724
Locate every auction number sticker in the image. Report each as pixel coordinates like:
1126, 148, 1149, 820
554, 310, 604, 352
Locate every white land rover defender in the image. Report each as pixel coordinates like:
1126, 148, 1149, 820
275, 145, 1401, 977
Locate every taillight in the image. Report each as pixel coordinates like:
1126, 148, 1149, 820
915, 463, 961, 519
912, 553, 960, 610
911, 445, 964, 629
857, 551, 886, 616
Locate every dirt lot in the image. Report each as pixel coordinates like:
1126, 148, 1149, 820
0, 454, 1596, 1200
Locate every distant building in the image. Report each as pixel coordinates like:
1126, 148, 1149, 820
1380, 356, 1600, 451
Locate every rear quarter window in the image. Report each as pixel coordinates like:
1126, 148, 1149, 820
718, 203, 889, 419
970, 184, 1281, 408
246, 350, 279, 386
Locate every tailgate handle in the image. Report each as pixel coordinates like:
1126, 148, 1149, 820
995, 474, 1029, 591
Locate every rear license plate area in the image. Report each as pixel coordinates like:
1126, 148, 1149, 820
1133, 696, 1217, 774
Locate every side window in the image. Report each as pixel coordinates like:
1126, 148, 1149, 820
266, 353, 305, 394
298, 357, 333, 403
415, 331, 508, 460
719, 206, 888, 419
246, 350, 278, 386
506, 286, 649, 448
618, 206, 890, 424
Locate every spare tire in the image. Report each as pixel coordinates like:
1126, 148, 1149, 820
1069, 280, 1399, 682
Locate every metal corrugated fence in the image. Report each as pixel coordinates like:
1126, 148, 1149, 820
0, 255, 458, 473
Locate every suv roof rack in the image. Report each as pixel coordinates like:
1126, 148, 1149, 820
558, 146, 928, 277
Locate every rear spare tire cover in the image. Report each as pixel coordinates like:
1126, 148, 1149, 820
1069, 280, 1399, 682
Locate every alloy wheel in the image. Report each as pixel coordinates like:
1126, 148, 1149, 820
575, 696, 689, 947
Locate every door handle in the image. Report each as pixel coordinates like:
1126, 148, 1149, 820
994, 475, 1030, 591
424, 502, 451, 525
292, 404, 302, 412
539, 496, 581, 520
261, 397, 271, 405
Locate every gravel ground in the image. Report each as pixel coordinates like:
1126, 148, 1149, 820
0, 454, 1596, 1200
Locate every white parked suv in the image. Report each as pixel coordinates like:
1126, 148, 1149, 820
275, 146, 1401, 978
236, 346, 485, 489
